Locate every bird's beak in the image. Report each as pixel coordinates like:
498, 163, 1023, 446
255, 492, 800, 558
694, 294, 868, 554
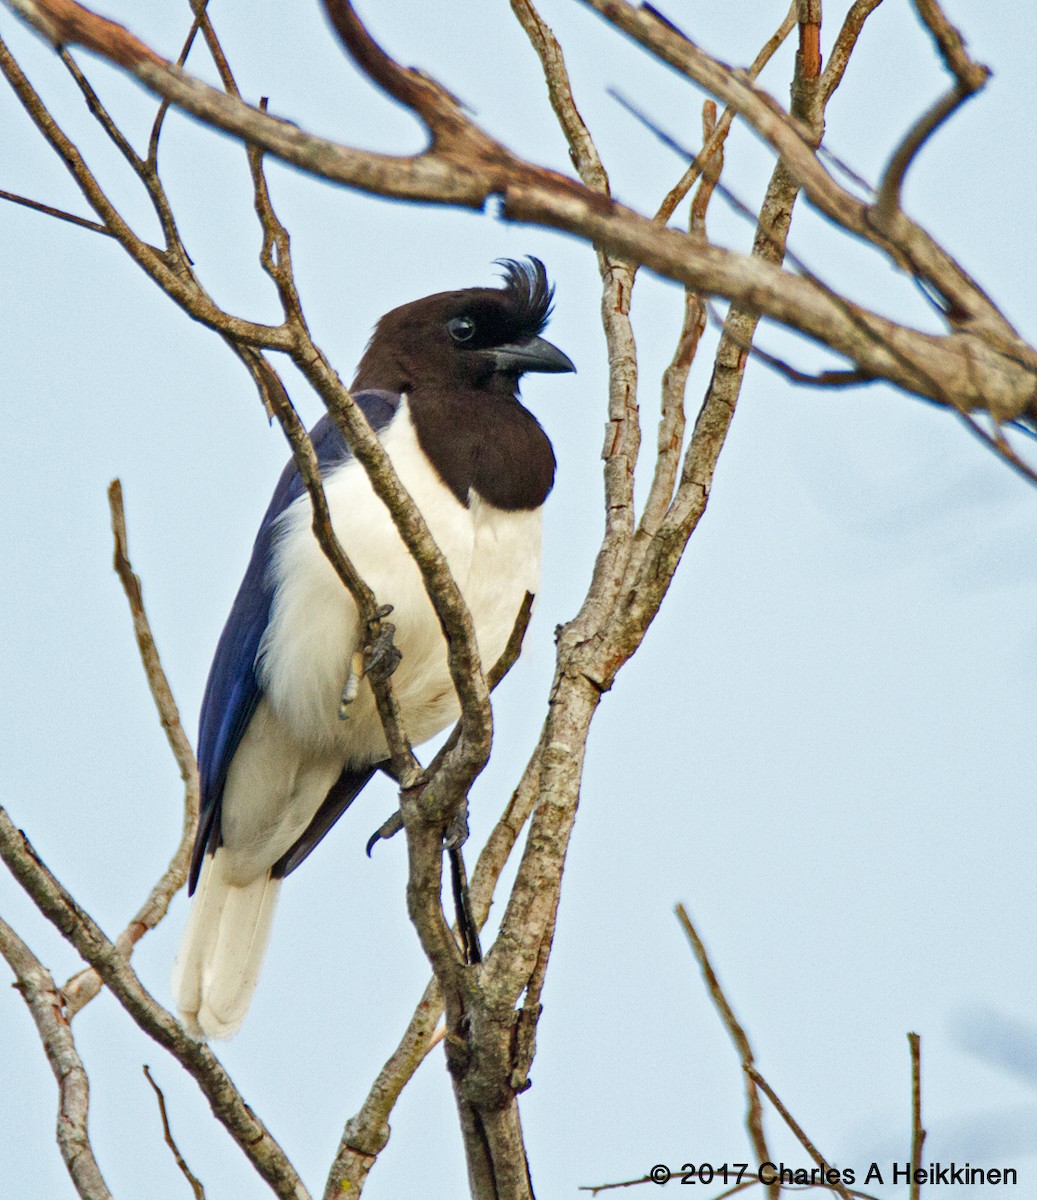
483, 335, 576, 375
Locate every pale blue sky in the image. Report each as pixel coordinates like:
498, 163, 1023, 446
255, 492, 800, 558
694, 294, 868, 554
2, 2, 1035, 1197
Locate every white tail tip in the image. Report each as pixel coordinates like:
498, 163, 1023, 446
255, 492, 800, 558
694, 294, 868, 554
172, 853, 281, 1040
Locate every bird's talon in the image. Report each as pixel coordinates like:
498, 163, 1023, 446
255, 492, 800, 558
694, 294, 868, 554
366, 811, 404, 856
365, 622, 402, 681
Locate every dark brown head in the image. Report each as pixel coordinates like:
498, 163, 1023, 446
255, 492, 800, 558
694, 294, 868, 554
352, 259, 574, 511
352, 258, 574, 395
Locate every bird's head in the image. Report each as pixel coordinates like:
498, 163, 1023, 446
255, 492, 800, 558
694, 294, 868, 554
352, 258, 575, 397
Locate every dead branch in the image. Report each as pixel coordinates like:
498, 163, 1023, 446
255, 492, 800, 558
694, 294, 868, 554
0, 808, 311, 1200
746, 1066, 855, 1200
143, 1065, 207, 1200
908, 1033, 925, 1200
0, 917, 113, 1200
655, 2, 796, 224
3, 1, 1036, 423
676, 906, 773, 1198
0, 185, 111, 234
61, 482, 200, 1018
873, 0, 990, 231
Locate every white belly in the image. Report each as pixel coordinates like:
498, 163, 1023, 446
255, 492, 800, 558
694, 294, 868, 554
221, 402, 541, 878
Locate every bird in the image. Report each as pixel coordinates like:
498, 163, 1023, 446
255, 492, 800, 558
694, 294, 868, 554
172, 258, 574, 1039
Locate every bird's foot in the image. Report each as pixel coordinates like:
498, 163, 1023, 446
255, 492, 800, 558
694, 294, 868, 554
338, 607, 400, 719
364, 618, 402, 682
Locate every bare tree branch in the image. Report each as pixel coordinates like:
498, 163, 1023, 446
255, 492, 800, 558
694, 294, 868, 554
0, 185, 112, 234
655, 2, 797, 224
0, 917, 113, 1200
875, 85, 971, 228
640, 101, 716, 537
143, 1065, 207, 1200
745, 1065, 855, 1200
578, 0, 1010, 337
821, 0, 886, 102
0, 808, 311, 1200
61, 481, 200, 1017
4, 0, 1035, 422
908, 1032, 925, 1200
911, 0, 989, 89
676, 905, 774, 1198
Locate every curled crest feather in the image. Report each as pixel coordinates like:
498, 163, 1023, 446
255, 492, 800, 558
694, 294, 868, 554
495, 257, 555, 338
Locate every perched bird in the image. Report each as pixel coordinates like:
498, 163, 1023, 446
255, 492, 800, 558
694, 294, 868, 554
173, 259, 574, 1039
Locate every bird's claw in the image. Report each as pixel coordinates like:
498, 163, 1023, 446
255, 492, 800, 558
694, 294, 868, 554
365, 810, 403, 856
338, 610, 401, 720
364, 621, 402, 682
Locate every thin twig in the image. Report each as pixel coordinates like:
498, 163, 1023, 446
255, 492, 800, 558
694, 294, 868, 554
323, 977, 443, 1197
147, 0, 209, 164
955, 411, 1037, 490
0, 186, 113, 235
108, 477, 199, 846
873, 83, 977, 229
509, 0, 610, 194
821, 0, 885, 102
702, 300, 878, 389
908, 1032, 925, 1200
745, 1066, 855, 1200
511, 0, 640, 570
637, 100, 714, 538
911, 0, 990, 89
417, 593, 535, 786
60, 482, 200, 1017
58, 46, 191, 267
655, 1, 796, 224
0, 31, 291, 347
580, 1167, 883, 1198
143, 1065, 207, 1200
59, 46, 144, 171
676, 906, 772, 1195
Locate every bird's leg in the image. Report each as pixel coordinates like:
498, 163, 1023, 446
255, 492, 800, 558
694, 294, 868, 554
365, 771, 481, 964
338, 649, 365, 719
339, 604, 400, 719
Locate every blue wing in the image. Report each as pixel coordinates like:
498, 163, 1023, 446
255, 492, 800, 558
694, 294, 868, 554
190, 391, 401, 891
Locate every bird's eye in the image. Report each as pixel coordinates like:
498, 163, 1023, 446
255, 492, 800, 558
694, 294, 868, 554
448, 316, 476, 343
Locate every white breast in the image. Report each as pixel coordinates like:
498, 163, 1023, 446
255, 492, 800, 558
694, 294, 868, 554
257, 402, 542, 760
